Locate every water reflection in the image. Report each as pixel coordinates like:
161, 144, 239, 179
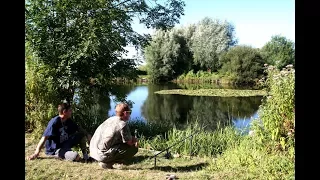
109, 85, 149, 120
73, 87, 111, 134
232, 112, 259, 134
107, 83, 263, 131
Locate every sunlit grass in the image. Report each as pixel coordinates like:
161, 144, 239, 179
205, 136, 294, 180
25, 133, 212, 180
26, 119, 294, 180
135, 122, 242, 158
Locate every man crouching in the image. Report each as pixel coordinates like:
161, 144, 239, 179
89, 102, 138, 169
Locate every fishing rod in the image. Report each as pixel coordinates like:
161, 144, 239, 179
137, 124, 208, 169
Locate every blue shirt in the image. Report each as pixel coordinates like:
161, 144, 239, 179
43, 115, 79, 155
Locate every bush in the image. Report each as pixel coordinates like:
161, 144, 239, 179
25, 45, 60, 140
204, 64, 295, 179
253, 64, 295, 152
219, 45, 265, 84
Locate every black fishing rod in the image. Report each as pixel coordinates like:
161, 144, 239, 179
138, 125, 208, 168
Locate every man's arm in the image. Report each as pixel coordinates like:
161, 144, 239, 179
120, 125, 138, 148
27, 136, 49, 160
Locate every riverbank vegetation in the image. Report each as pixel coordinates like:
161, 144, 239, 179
25, 0, 294, 179
135, 65, 295, 179
26, 65, 294, 179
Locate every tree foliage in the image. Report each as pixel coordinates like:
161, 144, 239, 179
25, 42, 61, 139
144, 28, 192, 81
190, 17, 237, 71
25, 0, 185, 102
145, 17, 237, 82
260, 35, 295, 69
219, 45, 265, 84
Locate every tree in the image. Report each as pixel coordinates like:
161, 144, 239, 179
25, 0, 185, 102
260, 35, 295, 69
219, 45, 265, 84
181, 23, 196, 48
25, 42, 62, 137
190, 17, 237, 71
144, 28, 192, 81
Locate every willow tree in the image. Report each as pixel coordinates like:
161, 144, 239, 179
144, 28, 192, 81
25, 0, 185, 102
190, 17, 237, 71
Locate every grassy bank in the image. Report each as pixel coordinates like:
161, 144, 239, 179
26, 65, 294, 179
154, 88, 267, 97
25, 123, 294, 179
25, 133, 213, 180
205, 135, 294, 179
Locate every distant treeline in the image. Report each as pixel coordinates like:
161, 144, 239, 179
143, 17, 295, 84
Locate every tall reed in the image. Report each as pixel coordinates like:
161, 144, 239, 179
138, 122, 243, 157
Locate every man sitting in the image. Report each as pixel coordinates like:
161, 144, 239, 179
27, 103, 92, 162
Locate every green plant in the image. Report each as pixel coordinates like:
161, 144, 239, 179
253, 64, 295, 150
206, 136, 294, 179
140, 122, 242, 157
25, 44, 61, 140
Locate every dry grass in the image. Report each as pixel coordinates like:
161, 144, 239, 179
25, 134, 213, 180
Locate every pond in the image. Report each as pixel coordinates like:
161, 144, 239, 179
107, 83, 263, 132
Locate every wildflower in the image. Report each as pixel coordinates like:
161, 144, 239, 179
286, 64, 293, 68
249, 130, 255, 136
267, 66, 275, 70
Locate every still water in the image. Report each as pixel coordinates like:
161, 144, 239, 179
107, 83, 263, 131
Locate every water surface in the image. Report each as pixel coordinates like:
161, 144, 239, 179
107, 83, 263, 131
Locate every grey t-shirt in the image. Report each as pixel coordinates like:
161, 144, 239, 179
89, 116, 132, 161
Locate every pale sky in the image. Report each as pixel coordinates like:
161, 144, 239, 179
126, 0, 295, 61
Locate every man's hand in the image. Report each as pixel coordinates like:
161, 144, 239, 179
134, 141, 139, 148
133, 137, 139, 148
26, 136, 48, 160
27, 151, 40, 160
126, 137, 139, 147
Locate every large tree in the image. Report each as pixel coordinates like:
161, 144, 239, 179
190, 17, 237, 71
25, 0, 185, 102
144, 28, 192, 81
260, 35, 295, 69
219, 45, 265, 84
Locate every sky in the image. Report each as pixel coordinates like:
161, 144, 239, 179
126, 0, 295, 60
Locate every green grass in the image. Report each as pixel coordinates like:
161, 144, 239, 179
25, 134, 212, 180
205, 136, 295, 180
26, 124, 294, 180
128, 121, 171, 140
139, 124, 242, 158
154, 88, 267, 97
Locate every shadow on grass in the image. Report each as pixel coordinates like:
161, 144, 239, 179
35, 156, 60, 160
124, 155, 152, 165
149, 162, 209, 172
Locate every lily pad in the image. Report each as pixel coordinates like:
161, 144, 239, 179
154, 89, 267, 97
